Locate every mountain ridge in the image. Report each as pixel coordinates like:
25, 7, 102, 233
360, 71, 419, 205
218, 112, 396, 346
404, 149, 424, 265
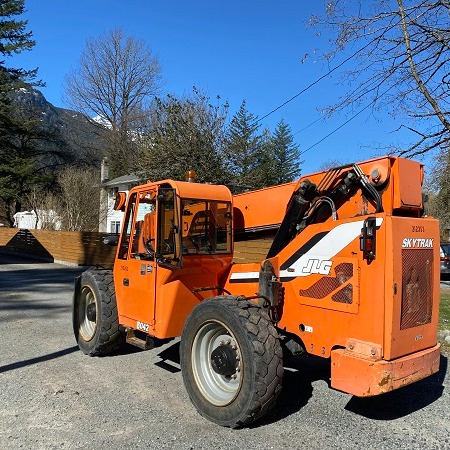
12, 86, 109, 167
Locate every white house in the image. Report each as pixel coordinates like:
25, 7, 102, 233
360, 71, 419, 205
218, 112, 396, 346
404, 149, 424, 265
100, 174, 143, 233
98, 158, 143, 233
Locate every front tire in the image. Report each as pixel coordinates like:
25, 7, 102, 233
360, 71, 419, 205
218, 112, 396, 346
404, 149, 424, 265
73, 269, 123, 356
180, 297, 283, 427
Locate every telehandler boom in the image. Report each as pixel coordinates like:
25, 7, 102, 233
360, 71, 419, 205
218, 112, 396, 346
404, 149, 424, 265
73, 156, 441, 427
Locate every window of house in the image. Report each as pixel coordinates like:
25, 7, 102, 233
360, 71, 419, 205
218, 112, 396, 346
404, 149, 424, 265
110, 221, 121, 234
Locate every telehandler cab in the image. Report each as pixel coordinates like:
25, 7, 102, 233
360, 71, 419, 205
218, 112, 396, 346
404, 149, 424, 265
73, 156, 441, 427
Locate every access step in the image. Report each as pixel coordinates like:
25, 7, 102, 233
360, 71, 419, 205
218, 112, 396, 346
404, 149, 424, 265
125, 329, 155, 350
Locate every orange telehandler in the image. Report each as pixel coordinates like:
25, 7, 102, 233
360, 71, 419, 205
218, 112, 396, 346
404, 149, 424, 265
73, 155, 441, 427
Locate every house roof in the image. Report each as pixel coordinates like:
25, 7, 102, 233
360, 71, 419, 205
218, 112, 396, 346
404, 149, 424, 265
102, 173, 143, 187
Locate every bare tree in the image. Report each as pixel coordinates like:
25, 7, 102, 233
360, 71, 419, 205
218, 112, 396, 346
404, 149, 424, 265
318, 158, 348, 171
64, 28, 162, 177
426, 150, 450, 235
26, 188, 61, 230
310, 0, 450, 157
57, 167, 101, 232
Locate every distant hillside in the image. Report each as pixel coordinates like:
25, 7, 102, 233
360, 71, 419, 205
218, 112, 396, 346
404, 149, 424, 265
12, 86, 109, 167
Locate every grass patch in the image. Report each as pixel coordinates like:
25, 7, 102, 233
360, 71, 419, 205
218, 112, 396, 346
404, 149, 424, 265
439, 291, 450, 356
439, 291, 450, 331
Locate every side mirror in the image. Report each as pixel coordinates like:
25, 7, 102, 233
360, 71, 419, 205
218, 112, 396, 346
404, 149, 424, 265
103, 235, 119, 246
114, 192, 127, 211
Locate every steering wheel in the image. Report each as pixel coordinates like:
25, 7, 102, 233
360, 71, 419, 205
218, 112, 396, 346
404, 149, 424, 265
144, 239, 155, 257
162, 240, 173, 253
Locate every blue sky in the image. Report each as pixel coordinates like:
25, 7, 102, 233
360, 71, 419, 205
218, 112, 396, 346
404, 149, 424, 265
9, 0, 434, 175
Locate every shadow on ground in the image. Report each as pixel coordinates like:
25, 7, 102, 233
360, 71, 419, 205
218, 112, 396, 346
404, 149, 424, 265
102, 338, 448, 426
0, 346, 79, 374
0, 259, 85, 322
259, 354, 329, 426
0, 267, 84, 292
344, 354, 447, 419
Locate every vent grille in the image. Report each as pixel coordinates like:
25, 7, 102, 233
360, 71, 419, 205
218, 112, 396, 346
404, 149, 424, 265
332, 284, 353, 304
299, 263, 353, 303
400, 248, 433, 330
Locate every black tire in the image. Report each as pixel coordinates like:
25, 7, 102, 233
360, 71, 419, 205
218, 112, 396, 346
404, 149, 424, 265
180, 297, 283, 427
73, 269, 123, 356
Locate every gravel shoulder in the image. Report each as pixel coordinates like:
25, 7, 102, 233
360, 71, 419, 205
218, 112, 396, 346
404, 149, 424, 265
0, 255, 449, 450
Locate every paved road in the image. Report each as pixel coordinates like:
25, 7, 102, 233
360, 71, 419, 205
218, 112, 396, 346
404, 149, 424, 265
0, 254, 449, 449
440, 277, 450, 290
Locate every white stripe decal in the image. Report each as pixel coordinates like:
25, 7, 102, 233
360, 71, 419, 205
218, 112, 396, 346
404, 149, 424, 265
230, 218, 383, 281
229, 272, 259, 281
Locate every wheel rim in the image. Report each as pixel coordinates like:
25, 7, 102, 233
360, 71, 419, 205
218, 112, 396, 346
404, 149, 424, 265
78, 286, 98, 341
191, 320, 243, 406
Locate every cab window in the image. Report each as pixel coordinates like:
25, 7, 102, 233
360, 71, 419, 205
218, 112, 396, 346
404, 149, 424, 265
157, 188, 177, 256
117, 193, 137, 260
181, 199, 232, 255
130, 191, 156, 260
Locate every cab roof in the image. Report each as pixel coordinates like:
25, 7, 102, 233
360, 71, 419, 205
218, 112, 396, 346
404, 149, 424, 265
131, 179, 232, 203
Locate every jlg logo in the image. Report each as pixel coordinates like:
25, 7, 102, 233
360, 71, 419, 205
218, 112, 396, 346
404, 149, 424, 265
301, 259, 333, 275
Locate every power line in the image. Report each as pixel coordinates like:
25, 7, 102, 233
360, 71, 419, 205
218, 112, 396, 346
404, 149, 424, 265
293, 71, 391, 141
301, 82, 396, 155
300, 103, 372, 155
257, 14, 404, 125
292, 116, 323, 136
255, 20, 401, 155
292, 71, 387, 136
257, 40, 373, 124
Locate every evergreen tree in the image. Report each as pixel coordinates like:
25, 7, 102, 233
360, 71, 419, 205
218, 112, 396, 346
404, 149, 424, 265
0, 102, 71, 225
0, 0, 36, 80
0, 0, 39, 108
0, 1, 66, 226
251, 127, 273, 189
267, 120, 301, 185
251, 120, 301, 189
223, 100, 263, 191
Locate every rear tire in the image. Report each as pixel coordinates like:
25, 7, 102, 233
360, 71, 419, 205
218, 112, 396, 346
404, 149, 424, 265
180, 297, 283, 427
73, 269, 123, 356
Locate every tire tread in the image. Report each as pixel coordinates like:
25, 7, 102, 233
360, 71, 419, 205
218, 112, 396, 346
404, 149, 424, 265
181, 296, 283, 427
75, 268, 123, 356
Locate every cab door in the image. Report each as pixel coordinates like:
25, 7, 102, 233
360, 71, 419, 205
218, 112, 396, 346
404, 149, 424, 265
115, 189, 157, 332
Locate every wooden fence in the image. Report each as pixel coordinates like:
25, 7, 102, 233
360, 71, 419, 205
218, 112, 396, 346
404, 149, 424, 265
233, 239, 272, 263
0, 228, 272, 266
0, 228, 116, 267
